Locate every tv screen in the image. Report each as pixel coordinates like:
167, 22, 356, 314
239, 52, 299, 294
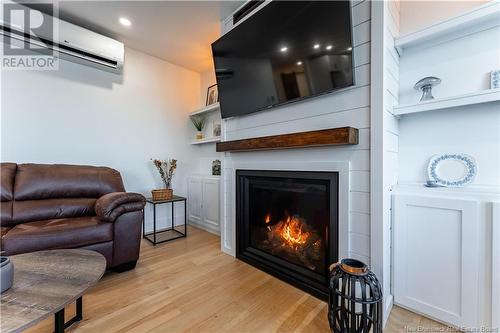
212, 1, 354, 119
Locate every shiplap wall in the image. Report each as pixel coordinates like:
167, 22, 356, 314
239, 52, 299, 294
383, 0, 400, 321
370, 0, 400, 324
220, 0, 372, 263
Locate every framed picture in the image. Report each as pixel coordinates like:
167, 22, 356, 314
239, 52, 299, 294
491, 70, 500, 89
212, 160, 221, 176
213, 121, 221, 137
206, 84, 219, 106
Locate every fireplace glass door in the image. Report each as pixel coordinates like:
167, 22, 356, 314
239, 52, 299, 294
236, 170, 338, 299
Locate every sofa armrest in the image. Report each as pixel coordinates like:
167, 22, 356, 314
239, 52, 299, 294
95, 192, 146, 222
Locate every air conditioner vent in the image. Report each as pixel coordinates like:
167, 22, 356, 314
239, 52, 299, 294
233, 0, 264, 25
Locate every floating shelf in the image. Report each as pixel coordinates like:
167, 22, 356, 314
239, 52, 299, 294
190, 137, 221, 145
190, 103, 220, 117
395, 1, 500, 54
394, 89, 500, 116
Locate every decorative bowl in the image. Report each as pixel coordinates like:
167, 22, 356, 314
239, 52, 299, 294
1, 256, 14, 293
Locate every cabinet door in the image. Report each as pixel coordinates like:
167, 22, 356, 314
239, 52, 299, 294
187, 177, 203, 224
393, 194, 479, 328
202, 178, 220, 232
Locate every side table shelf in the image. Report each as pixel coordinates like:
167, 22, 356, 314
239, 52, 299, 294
143, 195, 187, 245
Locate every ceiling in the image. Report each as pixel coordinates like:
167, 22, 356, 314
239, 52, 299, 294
45, 1, 244, 72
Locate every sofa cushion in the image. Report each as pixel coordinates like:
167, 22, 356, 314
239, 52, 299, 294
1, 201, 13, 226
12, 198, 96, 225
14, 164, 125, 201
1, 163, 16, 226
2, 216, 113, 255
1, 163, 16, 202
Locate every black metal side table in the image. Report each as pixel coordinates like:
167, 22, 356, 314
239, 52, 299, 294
143, 195, 187, 245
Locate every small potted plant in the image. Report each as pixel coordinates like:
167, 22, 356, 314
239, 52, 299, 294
151, 158, 177, 201
191, 116, 205, 140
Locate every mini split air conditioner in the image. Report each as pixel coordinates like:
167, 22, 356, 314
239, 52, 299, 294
0, 3, 124, 74
221, 0, 269, 35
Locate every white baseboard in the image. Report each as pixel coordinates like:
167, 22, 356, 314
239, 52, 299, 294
188, 220, 220, 236
383, 294, 394, 328
394, 302, 461, 330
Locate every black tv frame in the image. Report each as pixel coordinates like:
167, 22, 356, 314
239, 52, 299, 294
212, 1, 356, 119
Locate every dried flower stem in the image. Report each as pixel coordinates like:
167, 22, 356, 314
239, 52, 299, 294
152, 158, 177, 189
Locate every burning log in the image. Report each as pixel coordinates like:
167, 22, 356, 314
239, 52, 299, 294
261, 214, 323, 271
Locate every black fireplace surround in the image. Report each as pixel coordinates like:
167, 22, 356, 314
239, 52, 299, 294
236, 170, 338, 300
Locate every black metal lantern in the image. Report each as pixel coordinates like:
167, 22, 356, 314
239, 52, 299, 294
328, 258, 383, 333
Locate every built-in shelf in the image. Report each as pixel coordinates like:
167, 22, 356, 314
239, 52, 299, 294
393, 183, 500, 196
394, 89, 500, 116
189, 103, 220, 117
395, 1, 500, 54
190, 136, 221, 145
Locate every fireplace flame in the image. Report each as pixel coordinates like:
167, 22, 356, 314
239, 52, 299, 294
262, 213, 321, 271
280, 215, 310, 247
266, 214, 311, 249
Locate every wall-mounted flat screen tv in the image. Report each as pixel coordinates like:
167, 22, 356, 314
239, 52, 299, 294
212, 1, 354, 119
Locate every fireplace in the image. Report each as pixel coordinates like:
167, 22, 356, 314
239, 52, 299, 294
236, 170, 338, 299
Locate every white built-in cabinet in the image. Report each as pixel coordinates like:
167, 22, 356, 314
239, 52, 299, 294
393, 187, 498, 329
187, 176, 220, 235
492, 202, 500, 330
386, 1, 500, 329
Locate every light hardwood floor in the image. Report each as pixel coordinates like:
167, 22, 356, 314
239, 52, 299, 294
25, 226, 446, 333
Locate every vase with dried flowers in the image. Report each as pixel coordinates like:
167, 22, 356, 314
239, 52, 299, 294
151, 158, 177, 201
190, 116, 205, 140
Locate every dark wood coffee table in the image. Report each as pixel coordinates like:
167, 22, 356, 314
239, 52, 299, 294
0, 249, 106, 333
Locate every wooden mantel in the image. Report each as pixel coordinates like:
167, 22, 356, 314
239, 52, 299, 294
216, 127, 358, 152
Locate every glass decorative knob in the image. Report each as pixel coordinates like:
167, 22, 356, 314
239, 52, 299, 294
414, 76, 441, 101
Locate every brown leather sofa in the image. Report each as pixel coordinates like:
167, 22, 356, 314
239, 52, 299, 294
0, 163, 146, 271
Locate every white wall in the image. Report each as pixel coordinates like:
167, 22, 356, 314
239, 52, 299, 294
220, 0, 372, 264
399, 0, 489, 35
200, 67, 216, 106
399, 104, 500, 188
399, 25, 500, 104
1, 47, 201, 230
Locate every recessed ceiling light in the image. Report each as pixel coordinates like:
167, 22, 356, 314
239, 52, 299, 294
280, 46, 288, 52
297, 61, 302, 65
326, 45, 333, 50
313, 44, 320, 49
119, 17, 132, 27
347, 46, 353, 51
